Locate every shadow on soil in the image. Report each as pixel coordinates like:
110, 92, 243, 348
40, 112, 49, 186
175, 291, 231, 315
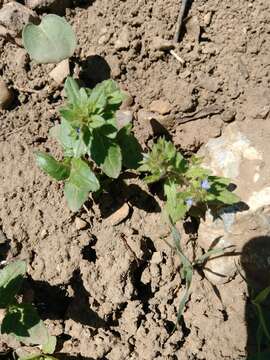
241, 236, 270, 359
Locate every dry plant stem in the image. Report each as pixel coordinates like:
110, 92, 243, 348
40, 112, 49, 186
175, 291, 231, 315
120, 233, 140, 265
174, 0, 189, 43
170, 50, 185, 64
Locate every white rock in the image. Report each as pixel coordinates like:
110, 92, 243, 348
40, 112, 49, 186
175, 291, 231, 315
75, 217, 87, 230
49, 59, 70, 85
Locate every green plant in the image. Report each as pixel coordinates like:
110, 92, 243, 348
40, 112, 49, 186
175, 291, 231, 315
167, 224, 227, 325
139, 138, 240, 223
36, 77, 141, 211
0, 261, 57, 360
22, 14, 77, 64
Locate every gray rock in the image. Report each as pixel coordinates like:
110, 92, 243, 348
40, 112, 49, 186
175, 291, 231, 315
0, 2, 39, 36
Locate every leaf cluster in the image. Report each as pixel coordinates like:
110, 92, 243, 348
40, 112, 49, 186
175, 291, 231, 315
139, 138, 240, 223
36, 77, 141, 211
0, 261, 56, 360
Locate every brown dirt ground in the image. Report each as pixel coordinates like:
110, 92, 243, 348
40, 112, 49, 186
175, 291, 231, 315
0, 0, 270, 359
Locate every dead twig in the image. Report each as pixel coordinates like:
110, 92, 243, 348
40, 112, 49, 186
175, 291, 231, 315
174, 0, 190, 43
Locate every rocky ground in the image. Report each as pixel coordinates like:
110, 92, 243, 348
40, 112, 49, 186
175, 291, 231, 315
0, 0, 270, 359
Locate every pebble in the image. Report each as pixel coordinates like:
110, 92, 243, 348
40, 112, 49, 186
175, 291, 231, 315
151, 251, 163, 264
151, 37, 174, 51
115, 26, 130, 50
0, 2, 39, 36
203, 12, 213, 26
75, 217, 88, 230
49, 59, 70, 85
0, 79, 13, 110
116, 110, 133, 129
149, 99, 172, 115
107, 203, 130, 226
222, 109, 236, 123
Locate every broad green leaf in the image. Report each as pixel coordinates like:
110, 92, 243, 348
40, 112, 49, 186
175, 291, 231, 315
35, 152, 70, 180
50, 120, 89, 158
0, 261, 26, 308
117, 125, 142, 169
88, 83, 107, 112
1, 304, 56, 353
102, 143, 122, 178
164, 182, 188, 223
91, 130, 122, 178
64, 77, 81, 104
22, 15, 77, 64
64, 158, 100, 211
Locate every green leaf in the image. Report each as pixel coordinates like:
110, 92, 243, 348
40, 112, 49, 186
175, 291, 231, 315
164, 182, 188, 223
1, 304, 56, 353
35, 152, 70, 180
50, 120, 89, 158
102, 143, 122, 178
117, 124, 142, 169
64, 77, 81, 105
64, 158, 100, 211
254, 287, 270, 305
0, 261, 26, 308
22, 14, 77, 64
91, 130, 122, 178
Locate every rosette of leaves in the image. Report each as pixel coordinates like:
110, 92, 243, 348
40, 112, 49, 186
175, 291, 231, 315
0, 261, 57, 360
139, 138, 240, 223
36, 77, 141, 211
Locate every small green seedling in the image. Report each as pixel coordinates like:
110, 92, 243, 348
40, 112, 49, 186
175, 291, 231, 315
0, 261, 57, 360
22, 14, 77, 64
139, 138, 240, 223
36, 77, 141, 211
168, 224, 227, 326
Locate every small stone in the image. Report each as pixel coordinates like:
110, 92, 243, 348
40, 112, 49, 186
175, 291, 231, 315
49, 59, 70, 85
15, 48, 28, 68
222, 109, 236, 123
0, 2, 39, 36
116, 110, 133, 129
0, 79, 13, 110
106, 55, 121, 78
151, 37, 174, 51
203, 12, 212, 26
107, 203, 130, 226
115, 26, 130, 50
40, 229, 48, 239
149, 99, 172, 115
151, 251, 163, 264
75, 217, 88, 230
